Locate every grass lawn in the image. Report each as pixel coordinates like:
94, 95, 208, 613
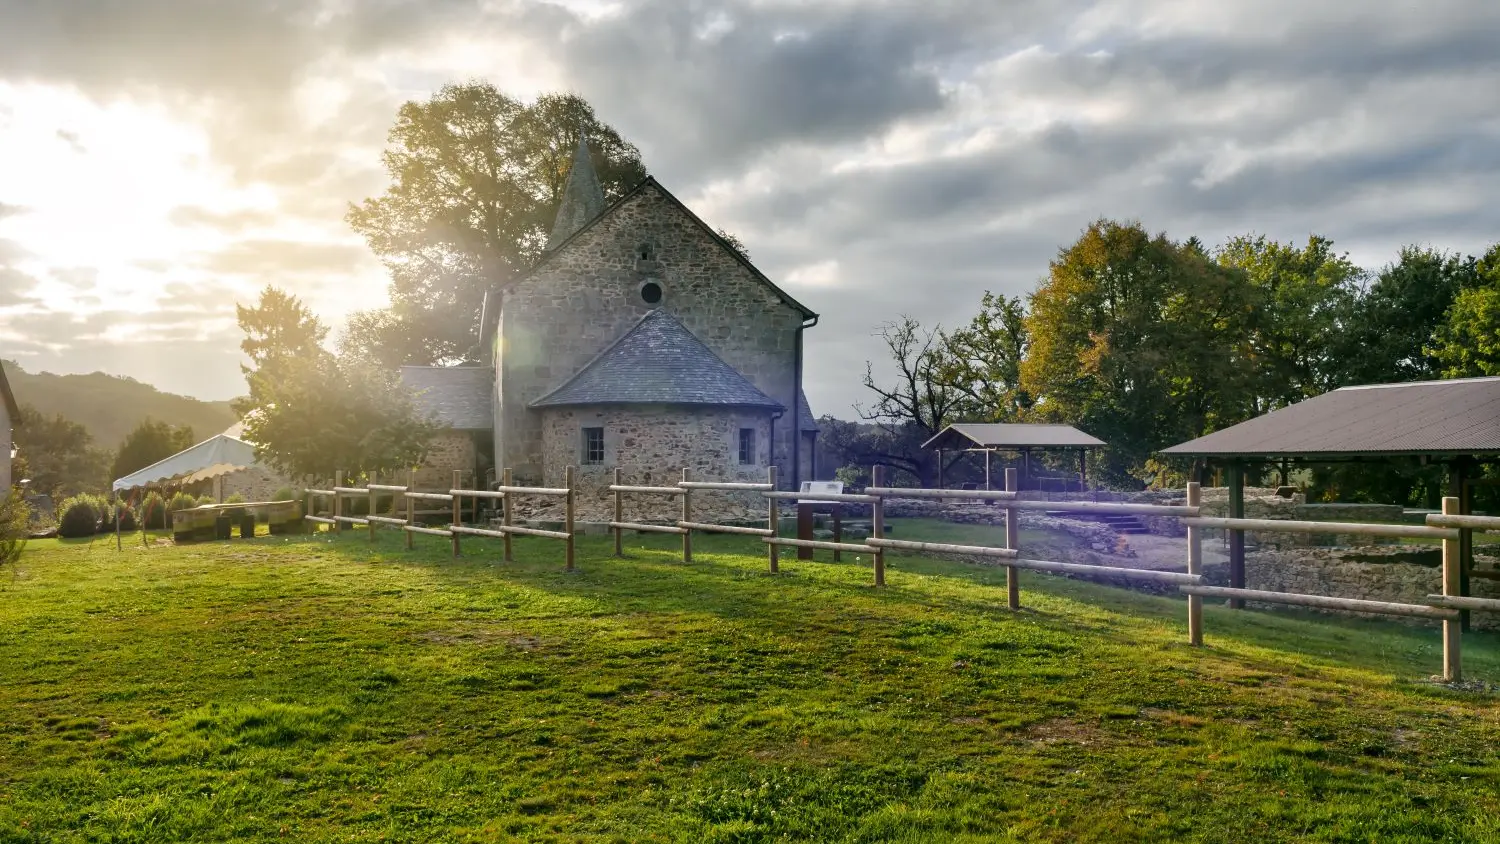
2, 527, 1499, 842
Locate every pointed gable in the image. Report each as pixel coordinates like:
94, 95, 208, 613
537, 177, 817, 319
547, 134, 607, 250
531, 309, 784, 410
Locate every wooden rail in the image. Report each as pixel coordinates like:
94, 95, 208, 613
678, 521, 774, 537
762, 490, 879, 504
1425, 594, 1500, 612
765, 536, 875, 554
866, 487, 1016, 501
1426, 513, 1500, 531
1182, 585, 1457, 620
1183, 516, 1457, 540
609, 521, 688, 535
867, 537, 1017, 559
680, 481, 773, 491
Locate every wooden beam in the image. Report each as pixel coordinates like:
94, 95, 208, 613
1227, 462, 1245, 608
1005, 467, 1019, 610
1442, 495, 1462, 681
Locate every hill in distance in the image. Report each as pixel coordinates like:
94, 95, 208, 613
4, 360, 240, 449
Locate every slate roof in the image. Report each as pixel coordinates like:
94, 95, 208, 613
1161, 377, 1500, 458
0, 360, 17, 421
532, 310, 784, 411
798, 388, 818, 433
923, 423, 1106, 450
400, 366, 493, 430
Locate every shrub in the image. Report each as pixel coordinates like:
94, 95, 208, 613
57, 495, 105, 539
225, 493, 246, 505
140, 492, 167, 530
113, 503, 138, 533
0, 490, 28, 566
272, 487, 297, 502
168, 492, 199, 513
197, 494, 214, 506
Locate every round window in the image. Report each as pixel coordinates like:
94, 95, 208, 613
640, 281, 662, 305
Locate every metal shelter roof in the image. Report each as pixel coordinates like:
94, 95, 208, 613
1161, 376, 1500, 459
400, 366, 493, 430
923, 423, 1106, 451
532, 309, 784, 411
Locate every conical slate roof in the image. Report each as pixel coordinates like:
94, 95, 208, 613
547, 134, 606, 250
531, 310, 784, 410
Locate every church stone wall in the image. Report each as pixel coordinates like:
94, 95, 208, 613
500, 182, 805, 488
413, 431, 478, 491
220, 464, 293, 502
537, 405, 774, 522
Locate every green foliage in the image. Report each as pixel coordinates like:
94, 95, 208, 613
1215, 234, 1363, 408
110, 418, 195, 482
139, 492, 167, 530
1338, 246, 1481, 385
196, 495, 214, 507
167, 493, 199, 513
271, 487, 297, 502
110, 502, 138, 534
1430, 248, 1500, 377
11, 405, 111, 497
5, 531, 1500, 839
234, 286, 442, 481
0, 490, 28, 566
933, 291, 1030, 422
856, 318, 962, 485
345, 85, 649, 365
1, 359, 236, 452
1021, 220, 1258, 486
224, 493, 246, 505
56, 495, 105, 539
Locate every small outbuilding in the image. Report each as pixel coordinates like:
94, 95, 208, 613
922, 423, 1106, 491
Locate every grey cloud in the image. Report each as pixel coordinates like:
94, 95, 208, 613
0, 267, 39, 305
167, 205, 277, 233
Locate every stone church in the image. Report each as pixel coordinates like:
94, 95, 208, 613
401, 137, 819, 517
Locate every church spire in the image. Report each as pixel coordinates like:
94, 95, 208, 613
547, 131, 606, 250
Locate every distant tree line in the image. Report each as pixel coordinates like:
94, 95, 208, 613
12, 409, 196, 500
838, 220, 1500, 506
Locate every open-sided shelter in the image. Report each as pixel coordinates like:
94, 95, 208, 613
922, 423, 1106, 491
1162, 376, 1500, 620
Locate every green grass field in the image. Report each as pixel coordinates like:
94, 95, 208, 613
2, 523, 1498, 842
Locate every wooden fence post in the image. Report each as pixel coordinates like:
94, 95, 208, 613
404, 468, 414, 550
333, 471, 343, 535
1442, 495, 1462, 682
369, 473, 377, 545
682, 468, 693, 563
871, 465, 886, 587
451, 468, 462, 558
613, 467, 623, 557
565, 465, 576, 572
1005, 467, 1019, 610
768, 465, 780, 573
502, 468, 513, 563
1187, 481, 1203, 646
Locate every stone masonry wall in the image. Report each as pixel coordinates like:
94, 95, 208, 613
1244, 545, 1500, 630
499, 182, 805, 487
536, 405, 774, 522
413, 432, 478, 491
220, 464, 294, 502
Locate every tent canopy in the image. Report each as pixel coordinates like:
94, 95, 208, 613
112, 433, 257, 491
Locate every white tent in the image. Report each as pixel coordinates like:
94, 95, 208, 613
111, 433, 258, 492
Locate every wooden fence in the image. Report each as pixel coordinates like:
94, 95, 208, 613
305, 467, 576, 570
303, 466, 1492, 681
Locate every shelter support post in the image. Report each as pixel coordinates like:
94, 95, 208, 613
1227, 462, 1245, 608
1005, 467, 1019, 610
937, 449, 943, 489
1079, 449, 1087, 491
1442, 495, 1462, 682
115, 489, 122, 551
984, 448, 991, 491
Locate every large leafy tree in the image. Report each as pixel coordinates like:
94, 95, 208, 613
1215, 234, 1362, 409
110, 418, 196, 482
1335, 246, 1480, 386
234, 287, 442, 481
932, 292, 1031, 422
1020, 220, 1257, 486
857, 317, 966, 486
346, 84, 648, 364
1428, 244, 1500, 378
12, 406, 110, 497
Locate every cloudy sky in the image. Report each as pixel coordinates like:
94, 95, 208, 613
1, 0, 1498, 419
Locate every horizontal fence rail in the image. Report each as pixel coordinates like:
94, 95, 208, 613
1183, 516, 1458, 540
1426, 513, 1500, 531
866, 486, 1016, 501
1182, 585, 1458, 620
867, 537, 1017, 559
607, 484, 684, 496
1425, 594, 1500, 612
